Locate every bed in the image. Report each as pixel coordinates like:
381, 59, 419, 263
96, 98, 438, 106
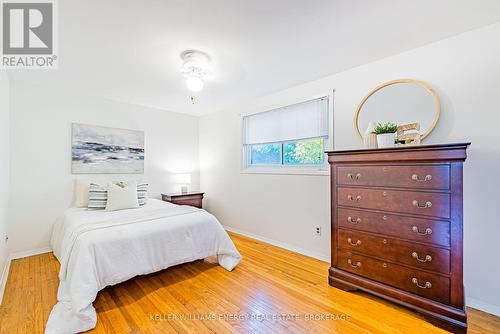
45, 198, 242, 334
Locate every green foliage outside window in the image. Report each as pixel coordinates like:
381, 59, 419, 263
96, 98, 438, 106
250, 138, 324, 166
284, 138, 324, 164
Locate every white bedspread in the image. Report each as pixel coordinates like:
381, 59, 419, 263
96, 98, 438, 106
45, 199, 241, 334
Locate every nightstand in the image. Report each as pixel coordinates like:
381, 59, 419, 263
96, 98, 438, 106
161, 192, 205, 209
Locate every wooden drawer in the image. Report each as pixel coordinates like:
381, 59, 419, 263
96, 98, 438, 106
338, 208, 450, 247
338, 187, 450, 219
171, 198, 202, 208
337, 251, 450, 304
162, 193, 204, 209
337, 229, 450, 274
337, 164, 450, 190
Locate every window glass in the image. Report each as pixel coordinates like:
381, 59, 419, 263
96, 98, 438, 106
283, 138, 324, 165
250, 143, 281, 165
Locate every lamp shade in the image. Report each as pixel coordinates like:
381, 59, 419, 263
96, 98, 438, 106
172, 173, 191, 185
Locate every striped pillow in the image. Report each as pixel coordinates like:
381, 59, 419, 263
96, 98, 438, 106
137, 183, 148, 206
88, 183, 108, 210
87, 182, 148, 210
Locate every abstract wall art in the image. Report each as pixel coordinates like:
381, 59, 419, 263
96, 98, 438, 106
71, 123, 144, 174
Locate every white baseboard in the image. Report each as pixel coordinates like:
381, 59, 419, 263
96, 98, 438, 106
9, 247, 52, 260
0, 247, 52, 305
0, 258, 11, 305
467, 297, 500, 317
224, 225, 330, 263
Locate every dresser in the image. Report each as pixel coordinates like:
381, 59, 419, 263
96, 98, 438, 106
327, 143, 470, 333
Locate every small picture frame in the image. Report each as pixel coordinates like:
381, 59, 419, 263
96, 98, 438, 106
397, 123, 421, 146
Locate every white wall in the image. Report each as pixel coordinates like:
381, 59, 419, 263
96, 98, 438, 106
0, 72, 10, 287
199, 23, 500, 314
8, 82, 200, 255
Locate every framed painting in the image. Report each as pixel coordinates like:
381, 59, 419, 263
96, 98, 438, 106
71, 123, 144, 174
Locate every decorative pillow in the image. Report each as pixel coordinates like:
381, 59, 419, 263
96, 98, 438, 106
115, 181, 149, 206
105, 182, 140, 211
74, 180, 90, 208
87, 181, 148, 210
137, 183, 148, 206
87, 183, 108, 210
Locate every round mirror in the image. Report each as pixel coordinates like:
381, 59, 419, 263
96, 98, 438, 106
354, 79, 440, 140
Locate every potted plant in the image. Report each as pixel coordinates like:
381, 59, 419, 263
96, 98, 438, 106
374, 122, 398, 148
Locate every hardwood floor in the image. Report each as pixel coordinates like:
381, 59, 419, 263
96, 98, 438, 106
1, 232, 499, 333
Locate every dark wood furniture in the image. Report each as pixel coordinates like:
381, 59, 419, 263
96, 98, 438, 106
161, 192, 204, 208
327, 143, 470, 333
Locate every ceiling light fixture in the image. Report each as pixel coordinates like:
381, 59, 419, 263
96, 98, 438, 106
180, 50, 211, 92
185, 76, 204, 92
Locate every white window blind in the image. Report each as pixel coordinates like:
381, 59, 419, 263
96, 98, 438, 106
243, 97, 329, 145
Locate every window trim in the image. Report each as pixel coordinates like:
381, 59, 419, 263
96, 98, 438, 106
241, 92, 334, 176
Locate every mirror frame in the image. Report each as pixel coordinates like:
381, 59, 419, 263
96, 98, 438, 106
354, 78, 441, 140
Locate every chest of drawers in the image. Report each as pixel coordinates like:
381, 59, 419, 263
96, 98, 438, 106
327, 143, 470, 333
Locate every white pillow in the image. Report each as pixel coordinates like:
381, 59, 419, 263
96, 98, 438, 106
105, 182, 140, 211
115, 181, 149, 206
74, 179, 90, 207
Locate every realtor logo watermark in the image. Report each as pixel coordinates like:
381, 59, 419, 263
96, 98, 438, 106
1, 0, 57, 69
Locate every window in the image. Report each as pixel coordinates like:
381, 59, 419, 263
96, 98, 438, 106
242, 96, 329, 172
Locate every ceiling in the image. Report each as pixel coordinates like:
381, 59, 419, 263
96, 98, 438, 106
8, 0, 500, 116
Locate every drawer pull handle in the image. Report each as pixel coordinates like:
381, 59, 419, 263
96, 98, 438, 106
348, 195, 362, 202
412, 174, 432, 182
412, 226, 433, 235
347, 238, 362, 246
347, 173, 362, 180
347, 259, 361, 268
412, 252, 432, 263
412, 200, 432, 208
412, 278, 432, 289
347, 216, 361, 224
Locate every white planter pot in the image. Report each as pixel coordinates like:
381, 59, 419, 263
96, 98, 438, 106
376, 133, 395, 148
